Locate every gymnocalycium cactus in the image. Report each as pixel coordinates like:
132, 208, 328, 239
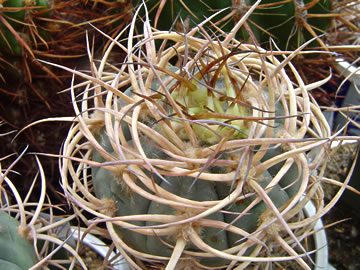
58, 3, 342, 269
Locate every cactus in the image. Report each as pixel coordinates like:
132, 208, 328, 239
242, 0, 332, 50
0, 141, 86, 270
0, 0, 134, 82
131, 0, 360, 52
131, 0, 332, 49
0, 1, 135, 163
0, 0, 51, 57
0, 210, 38, 270
55, 3, 342, 269
327, 0, 360, 59
131, 0, 229, 31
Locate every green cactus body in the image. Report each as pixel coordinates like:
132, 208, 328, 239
170, 68, 250, 143
2, 0, 26, 28
246, 0, 332, 50
61, 5, 332, 267
0, 211, 37, 270
91, 69, 301, 267
34, 0, 51, 18
0, 0, 52, 57
0, 22, 22, 56
132, 0, 232, 31
132, 0, 332, 50
93, 145, 296, 263
3, 0, 51, 21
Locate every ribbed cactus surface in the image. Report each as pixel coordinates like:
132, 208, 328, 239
91, 72, 302, 267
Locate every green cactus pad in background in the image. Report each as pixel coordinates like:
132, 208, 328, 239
132, 0, 231, 30
2, 0, 26, 28
0, 0, 52, 58
34, 0, 51, 17
245, 0, 332, 50
0, 211, 37, 270
132, 0, 332, 50
0, 22, 22, 56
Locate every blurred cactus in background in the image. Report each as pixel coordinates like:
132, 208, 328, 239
131, 0, 359, 52
0, 0, 134, 197
0, 0, 133, 83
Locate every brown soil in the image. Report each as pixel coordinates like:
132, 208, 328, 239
323, 143, 360, 270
